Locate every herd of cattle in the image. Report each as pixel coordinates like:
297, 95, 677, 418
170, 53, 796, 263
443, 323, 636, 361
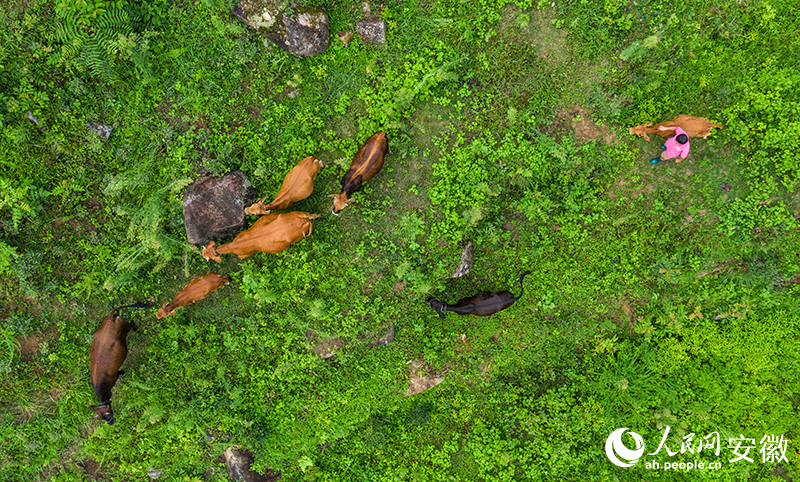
90, 131, 388, 424
89, 130, 489, 425
89, 115, 723, 425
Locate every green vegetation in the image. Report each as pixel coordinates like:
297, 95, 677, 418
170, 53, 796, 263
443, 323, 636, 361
1, 0, 798, 480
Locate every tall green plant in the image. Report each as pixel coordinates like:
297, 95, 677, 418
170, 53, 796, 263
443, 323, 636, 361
0, 178, 49, 231
102, 141, 193, 289
54, 0, 152, 80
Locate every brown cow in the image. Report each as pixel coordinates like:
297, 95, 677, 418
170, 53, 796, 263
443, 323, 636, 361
330, 131, 387, 215
629, 115, 723, 141
245, 156, 323, 215
428, 271, 531, 319
90, 303, 154, 425
157, 273, 230, 319
202, 211, 320, 263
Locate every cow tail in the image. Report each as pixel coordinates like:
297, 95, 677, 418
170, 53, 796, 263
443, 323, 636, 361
515, 271, 533, 301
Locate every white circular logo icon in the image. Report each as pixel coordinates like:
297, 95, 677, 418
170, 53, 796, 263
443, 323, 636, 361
605, 428, 645, 467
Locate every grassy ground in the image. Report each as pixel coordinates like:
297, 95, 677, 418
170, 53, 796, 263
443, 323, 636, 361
1, 0, 799, 480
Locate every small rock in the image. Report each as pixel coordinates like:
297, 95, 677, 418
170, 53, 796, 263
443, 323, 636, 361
449, 242, 474, 278
369, 323, 395, 347
286, 88, 300, 99
225, 449, 249, 482
182, 171, 257, 246
24, 111, 40, 126
147, 467, 164, 480
223, 448, 281, 482
337, 30, 353, 46
361, 1, 371, 14
721, 182, 732, 192
87, 120, 114, 140
356, 16, 386, 45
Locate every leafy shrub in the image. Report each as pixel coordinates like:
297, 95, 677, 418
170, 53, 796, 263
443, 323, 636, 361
101, 143, 194, 289
54, 0, 153, 79
0, 178, 49, 231
724, 61, 800, 189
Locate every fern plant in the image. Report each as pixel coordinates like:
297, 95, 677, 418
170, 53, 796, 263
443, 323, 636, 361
102, 141, 194, 290
54, 0, 151, 80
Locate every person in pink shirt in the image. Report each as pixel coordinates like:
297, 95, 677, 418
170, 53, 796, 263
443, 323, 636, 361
650, 125, 690, 164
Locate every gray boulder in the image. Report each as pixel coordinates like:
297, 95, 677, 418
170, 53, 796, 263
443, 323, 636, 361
25, 111, 40, 127
183, 171, 256, 246
147, 467, 164, 480
87, 120, 114, 140
356, 16, 386, 45
232, 1, 330, 57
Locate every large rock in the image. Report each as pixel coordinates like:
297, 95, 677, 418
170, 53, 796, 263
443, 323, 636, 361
232, 1, 330, 57
224, 448, 281, 482
356, 16, 386, 45
183, 171, 256, 246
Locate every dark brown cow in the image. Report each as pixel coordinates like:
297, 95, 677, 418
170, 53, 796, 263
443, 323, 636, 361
428, 271, 532, 319
202, 211, 320, 263
629, 115, 723, 141
245, 156, 323, 215
90, 303, 154, 425
157, 273, 230, 319
330, 131, 387, 215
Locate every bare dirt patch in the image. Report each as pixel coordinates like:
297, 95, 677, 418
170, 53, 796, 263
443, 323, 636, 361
78, 458, 107, 481
696, 259, 746, 278
306, 330, 344, 359
544, 106, 616, 144
602, 295, 640, 333
17, 334, 40, 355
606, 173, 655, 201
405, 359, 448, 397
479, 359, 493, 381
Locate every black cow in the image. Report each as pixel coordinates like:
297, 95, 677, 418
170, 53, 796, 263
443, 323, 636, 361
89, 303, 154, 425
428, 271, 532, 318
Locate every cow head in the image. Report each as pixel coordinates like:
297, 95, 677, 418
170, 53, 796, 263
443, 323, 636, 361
202, 241, 222, 263
90, 403, 115, 426
427, 298, 448, 319
245, 197, 270, 216
629, 122, 653, 141
156, 302, 175, 319
329, 193, 351, 215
